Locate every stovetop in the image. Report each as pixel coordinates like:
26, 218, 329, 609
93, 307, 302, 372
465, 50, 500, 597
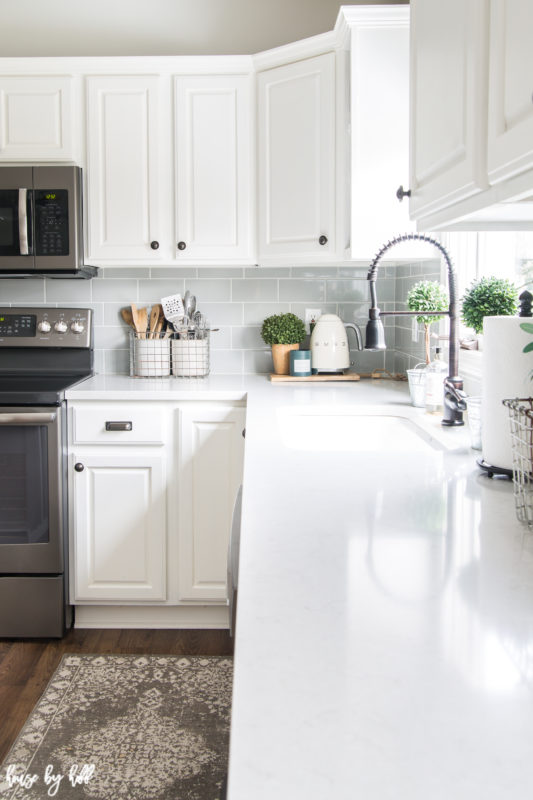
0, 374, 92, 406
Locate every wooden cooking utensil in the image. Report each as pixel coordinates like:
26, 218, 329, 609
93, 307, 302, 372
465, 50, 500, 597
149, 305, 160, 339
153, 304, 165, 337
120, 307, 135, 329
131, 303, 148, 339
137, 306, 148, 339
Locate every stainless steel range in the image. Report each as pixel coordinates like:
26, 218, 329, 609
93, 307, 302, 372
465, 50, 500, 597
0, 306, 93, 637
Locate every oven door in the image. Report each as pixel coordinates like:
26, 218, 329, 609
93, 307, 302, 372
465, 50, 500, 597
0, 406, 64, 573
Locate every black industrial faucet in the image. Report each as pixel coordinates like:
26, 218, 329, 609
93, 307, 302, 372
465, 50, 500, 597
365, 232, 466, 427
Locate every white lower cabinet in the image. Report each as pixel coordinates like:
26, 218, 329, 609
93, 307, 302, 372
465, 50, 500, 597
177, 405, 246, 602
68, 400, 245, 624
71, 452, 167, 602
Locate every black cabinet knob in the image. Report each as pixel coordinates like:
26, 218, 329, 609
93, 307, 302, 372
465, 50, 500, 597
318, 235, 328, 246
177, 241, 187, 251
74, 462, 84, 472
150, 241, 159, 250
396, 185, 411, 202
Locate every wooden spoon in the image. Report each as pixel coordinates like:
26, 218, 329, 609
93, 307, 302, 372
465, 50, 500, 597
131, 303, 148, 339
120, 307, 135, 329
137, 306, 148, 339
149, 304, 160, 339
153, 304, 165, 337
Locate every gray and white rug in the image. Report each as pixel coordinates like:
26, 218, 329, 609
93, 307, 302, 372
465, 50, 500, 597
0, 654, 233, 800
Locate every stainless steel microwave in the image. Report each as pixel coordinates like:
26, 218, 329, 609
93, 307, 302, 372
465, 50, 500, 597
0, 166, 96, 278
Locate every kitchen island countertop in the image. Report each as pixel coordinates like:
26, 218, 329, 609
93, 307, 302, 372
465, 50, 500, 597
67, 374, 533, 799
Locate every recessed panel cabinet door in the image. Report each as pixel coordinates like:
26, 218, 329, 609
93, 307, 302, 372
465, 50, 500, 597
178, 406, 245, 602
487, 0, 533, 184
71, 454, 166, 602
174, 75, 253, 262
86, 75, 163, 261
258, 53, 335, 260
0, 76, 74, 161
409, 0, 489, 218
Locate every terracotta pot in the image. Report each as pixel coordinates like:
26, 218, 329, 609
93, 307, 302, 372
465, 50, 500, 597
271, 343, 299, 375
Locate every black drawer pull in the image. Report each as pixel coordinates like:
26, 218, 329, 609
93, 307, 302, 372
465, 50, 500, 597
105, 421, 133, 432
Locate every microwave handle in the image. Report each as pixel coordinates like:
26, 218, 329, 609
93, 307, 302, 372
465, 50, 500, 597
18, 188, 30, 255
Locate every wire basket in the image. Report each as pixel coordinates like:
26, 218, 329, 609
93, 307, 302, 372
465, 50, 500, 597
171, 333, 210, 378
129, 331, 211, 378
503, 397, 533, 527
130, 332, 171, 377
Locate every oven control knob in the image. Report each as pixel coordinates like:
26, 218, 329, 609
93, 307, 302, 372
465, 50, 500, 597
38, 320, 51, 333
70, 321, 85, 334
54, 321, 68, 333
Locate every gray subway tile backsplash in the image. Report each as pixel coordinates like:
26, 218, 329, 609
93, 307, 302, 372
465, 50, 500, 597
0, 259, 443, 375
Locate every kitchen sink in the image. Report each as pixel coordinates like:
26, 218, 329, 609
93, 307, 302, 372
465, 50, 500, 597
276, 407, 447, 453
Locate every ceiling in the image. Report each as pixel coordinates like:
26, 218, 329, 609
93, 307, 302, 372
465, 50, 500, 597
0, 0, 408, 57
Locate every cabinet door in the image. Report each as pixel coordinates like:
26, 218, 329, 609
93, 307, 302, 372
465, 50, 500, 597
349, 10, 422, 258
178, 406, 245, 602
0, 76, 74, 161
409, 0, 489, 218
86, 76, 163, 261
258, 53, 336, 260
487, 0, 533, 184
71, 453, 166, 602
174, 75, 253, 262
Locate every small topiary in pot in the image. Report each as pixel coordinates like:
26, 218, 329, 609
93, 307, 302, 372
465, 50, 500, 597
406, 280, 449, 364
261, 313, 306, 374
461, 276, 518, 336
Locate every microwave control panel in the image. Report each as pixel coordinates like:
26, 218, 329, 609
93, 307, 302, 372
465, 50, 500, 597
34, 190, 69, 257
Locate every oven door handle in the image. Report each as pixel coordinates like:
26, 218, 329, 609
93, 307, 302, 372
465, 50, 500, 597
18, 188, 30, 256
0, 412, 57, 425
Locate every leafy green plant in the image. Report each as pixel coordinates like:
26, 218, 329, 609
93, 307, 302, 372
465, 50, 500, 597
521, 322, 533, 382
406, 280, 449, 364
521, 322, 533, 354
261, 313, 306, 345
461, 276, 518, 335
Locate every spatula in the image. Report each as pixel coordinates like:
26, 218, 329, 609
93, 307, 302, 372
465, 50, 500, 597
161, 293, 185, 331
149, 304, 160, 339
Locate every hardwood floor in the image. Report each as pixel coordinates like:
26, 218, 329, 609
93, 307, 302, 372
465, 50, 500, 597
0, 628, 233, 763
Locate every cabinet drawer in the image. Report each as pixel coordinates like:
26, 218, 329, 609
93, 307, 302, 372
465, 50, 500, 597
71, 405, 165, 445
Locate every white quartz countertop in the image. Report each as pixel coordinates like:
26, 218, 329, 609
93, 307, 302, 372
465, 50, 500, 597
67, 374, 533, 798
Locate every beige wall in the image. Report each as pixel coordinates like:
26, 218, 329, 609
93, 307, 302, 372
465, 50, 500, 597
0, 0, 407, 56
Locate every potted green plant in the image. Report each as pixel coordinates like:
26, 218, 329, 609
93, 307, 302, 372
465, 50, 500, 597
461, 276, 518, 348
261, 313, 306, 374
406, 280, 449, 364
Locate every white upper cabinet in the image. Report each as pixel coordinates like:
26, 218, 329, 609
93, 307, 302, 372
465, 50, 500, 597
409, 0, 489, 220
86, 75, 165, 262
487, 0, 533, 184
409, 0, 533, 230
0, 75, 74, 161
174, 75, 253, 263
257, 52, 336, 262
345, 6, 421, 259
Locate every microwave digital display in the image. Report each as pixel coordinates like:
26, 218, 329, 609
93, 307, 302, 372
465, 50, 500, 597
35, 189, 69, 257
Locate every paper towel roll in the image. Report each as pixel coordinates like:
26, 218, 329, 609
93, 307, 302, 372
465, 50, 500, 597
482, 316, 533, 471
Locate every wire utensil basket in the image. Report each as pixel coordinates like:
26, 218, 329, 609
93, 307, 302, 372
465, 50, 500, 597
129, 330, 210, 378
503, 397, 533, 527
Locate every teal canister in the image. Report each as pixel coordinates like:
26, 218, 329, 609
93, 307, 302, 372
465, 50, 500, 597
290, 349, 312, 377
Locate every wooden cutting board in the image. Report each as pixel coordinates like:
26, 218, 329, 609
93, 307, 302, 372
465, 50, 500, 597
269, 373, 361, 382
